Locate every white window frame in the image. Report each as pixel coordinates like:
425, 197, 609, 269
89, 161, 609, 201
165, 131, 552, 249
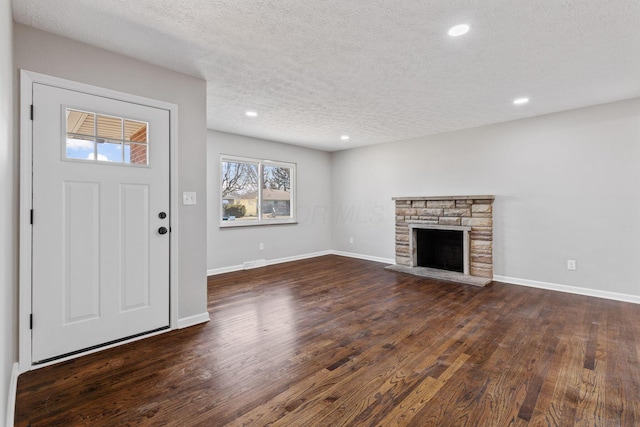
220, 155, 296, 227
63, 107, 151, 167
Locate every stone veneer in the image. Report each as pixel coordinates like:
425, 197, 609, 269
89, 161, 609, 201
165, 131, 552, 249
393, 195, 494, 278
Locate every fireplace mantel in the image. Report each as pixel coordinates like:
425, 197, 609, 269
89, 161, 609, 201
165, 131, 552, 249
388, 195, 494, 286
393, 195, 495, 201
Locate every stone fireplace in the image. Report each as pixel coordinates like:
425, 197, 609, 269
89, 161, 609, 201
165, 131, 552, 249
387, 195, 494, 286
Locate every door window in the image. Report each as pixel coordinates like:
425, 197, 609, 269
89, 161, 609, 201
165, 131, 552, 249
65, 108, 149, 165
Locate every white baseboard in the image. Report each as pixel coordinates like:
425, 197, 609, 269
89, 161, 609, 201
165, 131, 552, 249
330, 250, 395, 265
6, 362, 19, 427
207, 252, 640, 305
207, 250, 334, 276
494, 275, 640, 305
207, 264, 244, 276
266, 250, 333, 267
177, 312, 211, 329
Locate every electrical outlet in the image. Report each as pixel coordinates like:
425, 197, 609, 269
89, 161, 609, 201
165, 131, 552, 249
349, 237, 354, 244
259, 243, 264, 250
567, 259, 577, 271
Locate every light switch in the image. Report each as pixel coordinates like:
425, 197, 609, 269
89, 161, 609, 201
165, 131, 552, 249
183, 192, 197, 205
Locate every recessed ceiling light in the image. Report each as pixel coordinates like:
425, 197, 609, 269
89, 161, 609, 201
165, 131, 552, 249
513, 97, 530, 105
340, 135, 350, 141
246, 111, 257, 117
448, 24, 470, 37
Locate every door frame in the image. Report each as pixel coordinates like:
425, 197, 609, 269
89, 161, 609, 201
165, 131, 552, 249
19, 70, 180, 372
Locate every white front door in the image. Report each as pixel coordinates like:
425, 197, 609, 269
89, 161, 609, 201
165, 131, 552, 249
31, 83, 170, 363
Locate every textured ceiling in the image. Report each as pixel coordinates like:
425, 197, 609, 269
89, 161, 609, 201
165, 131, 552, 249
12, 0, 640, 151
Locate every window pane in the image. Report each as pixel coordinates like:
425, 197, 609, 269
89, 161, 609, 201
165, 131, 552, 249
96, 141, 122, 162
66, 109, 95, 137
221, 161, 259, 222
125, 120, 147, 143
125, 143, 148, 165
66, 135, 95, 160
97, 115, 123, 140
262, 165, 292, 219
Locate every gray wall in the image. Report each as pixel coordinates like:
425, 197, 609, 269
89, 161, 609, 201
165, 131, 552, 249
14, 24, 208, 321
332, 98, 640, 296
207, 130, 332, 270
1, 0, 15, 423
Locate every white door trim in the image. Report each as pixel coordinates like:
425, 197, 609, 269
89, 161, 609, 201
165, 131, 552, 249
19, 70, 180, 372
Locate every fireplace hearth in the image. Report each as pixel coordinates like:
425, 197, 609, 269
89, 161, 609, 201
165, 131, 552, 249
386, 195, 494, 286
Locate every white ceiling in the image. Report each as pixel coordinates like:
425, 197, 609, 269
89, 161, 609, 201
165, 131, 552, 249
12, 0, 640, 151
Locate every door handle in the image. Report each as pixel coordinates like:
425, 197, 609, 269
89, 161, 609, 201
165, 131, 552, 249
158, 227, 168, 235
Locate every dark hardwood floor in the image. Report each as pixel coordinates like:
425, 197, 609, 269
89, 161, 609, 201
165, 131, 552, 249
15, 255, 640, 426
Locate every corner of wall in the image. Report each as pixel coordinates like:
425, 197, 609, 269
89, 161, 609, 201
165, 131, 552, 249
2, 0, 17, 425
5, 363, 19, 427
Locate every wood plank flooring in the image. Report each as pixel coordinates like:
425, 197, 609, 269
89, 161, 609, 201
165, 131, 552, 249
15, 255, 640, 426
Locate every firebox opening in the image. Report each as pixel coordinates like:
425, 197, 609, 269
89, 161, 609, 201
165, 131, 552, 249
416, 229, 464, 273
